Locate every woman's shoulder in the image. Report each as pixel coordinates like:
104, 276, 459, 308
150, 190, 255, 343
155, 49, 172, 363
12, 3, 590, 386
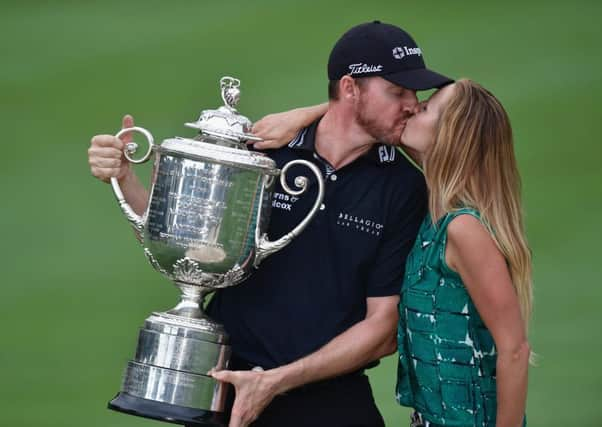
447, 210, 484, 234
446, 211, 491, 249
445, 209, 503, 276
432, 208, 483, 239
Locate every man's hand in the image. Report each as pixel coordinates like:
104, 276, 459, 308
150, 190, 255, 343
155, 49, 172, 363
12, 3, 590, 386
210, 296, 397, 426
88, 114, 135, 183
211, 368, 281, 427
88, 114, 150, 214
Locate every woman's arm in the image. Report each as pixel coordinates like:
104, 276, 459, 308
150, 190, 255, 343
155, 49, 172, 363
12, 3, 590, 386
251, 103, 328, 149
446, 214, 530, 427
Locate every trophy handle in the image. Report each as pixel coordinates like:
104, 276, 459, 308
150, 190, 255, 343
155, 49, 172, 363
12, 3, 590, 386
110, 126, 155, 242
254, 159, 325, 266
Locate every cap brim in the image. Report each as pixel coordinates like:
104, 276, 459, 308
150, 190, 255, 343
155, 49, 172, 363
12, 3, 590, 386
383, 68, 453, 90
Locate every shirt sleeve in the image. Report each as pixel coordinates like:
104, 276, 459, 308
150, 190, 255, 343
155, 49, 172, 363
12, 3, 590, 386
365, 169, 427, 297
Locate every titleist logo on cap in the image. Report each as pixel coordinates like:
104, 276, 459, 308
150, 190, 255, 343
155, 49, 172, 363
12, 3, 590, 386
348, 63, 383, 75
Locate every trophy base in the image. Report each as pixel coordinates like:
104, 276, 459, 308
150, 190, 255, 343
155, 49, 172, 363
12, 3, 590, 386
109, 392, 227, 426
109, 311, 232, 426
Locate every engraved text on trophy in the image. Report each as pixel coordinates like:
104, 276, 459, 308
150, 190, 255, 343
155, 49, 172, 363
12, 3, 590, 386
145, 155, 264, 275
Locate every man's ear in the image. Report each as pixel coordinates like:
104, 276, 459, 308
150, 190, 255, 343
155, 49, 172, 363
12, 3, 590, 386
339, 75, 358, 100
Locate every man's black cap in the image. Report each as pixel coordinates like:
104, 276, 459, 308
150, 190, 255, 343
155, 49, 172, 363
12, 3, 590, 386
328, 21, 453, 90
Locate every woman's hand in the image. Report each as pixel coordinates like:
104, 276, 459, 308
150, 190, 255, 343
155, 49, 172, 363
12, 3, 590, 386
250, 103, 328, 150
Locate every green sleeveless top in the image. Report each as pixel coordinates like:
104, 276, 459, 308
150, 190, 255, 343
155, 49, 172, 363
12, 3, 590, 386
396, 208, 522, 427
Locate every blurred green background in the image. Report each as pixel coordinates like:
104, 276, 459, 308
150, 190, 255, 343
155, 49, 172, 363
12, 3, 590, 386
1, 0, 600, 425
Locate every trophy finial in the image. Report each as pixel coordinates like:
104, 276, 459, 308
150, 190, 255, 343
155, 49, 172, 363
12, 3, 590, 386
185, 75, 261, 144
220, 76, 241, 109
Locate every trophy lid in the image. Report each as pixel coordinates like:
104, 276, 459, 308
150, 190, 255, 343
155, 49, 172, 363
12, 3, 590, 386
155, 76, 278, 174
159, 136, 279, 175
184, 76, 261, 145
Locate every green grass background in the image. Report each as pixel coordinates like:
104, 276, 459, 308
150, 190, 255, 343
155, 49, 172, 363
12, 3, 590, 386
1, 0, 600, 425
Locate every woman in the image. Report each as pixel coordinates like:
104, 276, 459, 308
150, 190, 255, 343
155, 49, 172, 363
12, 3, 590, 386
251, 79, 532, 427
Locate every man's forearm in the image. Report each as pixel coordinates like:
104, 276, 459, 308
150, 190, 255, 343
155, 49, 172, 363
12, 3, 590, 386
119, 171, 149, 216
267, 306, 398, 395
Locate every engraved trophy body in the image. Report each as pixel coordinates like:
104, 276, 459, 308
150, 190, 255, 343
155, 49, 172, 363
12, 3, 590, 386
107, 77, 324, 426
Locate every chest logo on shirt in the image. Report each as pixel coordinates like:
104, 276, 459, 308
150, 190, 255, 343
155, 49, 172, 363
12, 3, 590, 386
336, 211, 383, 236
272, 192, 299, 211
378, 145, 396, 163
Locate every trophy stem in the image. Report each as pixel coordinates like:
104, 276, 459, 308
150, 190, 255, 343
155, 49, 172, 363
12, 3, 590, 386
166, 282, 212, 319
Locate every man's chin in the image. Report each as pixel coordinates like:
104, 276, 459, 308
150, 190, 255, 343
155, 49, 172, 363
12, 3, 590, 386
380, 132, 404, 146
380, 139, 403, 147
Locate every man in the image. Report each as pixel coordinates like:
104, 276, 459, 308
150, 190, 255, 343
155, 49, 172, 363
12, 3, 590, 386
89, 21, 451, 427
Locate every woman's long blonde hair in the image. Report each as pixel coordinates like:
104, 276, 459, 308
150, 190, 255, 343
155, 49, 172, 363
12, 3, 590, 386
424, 79, 533, 333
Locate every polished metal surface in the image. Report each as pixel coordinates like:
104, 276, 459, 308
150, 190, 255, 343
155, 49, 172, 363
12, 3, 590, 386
134, 328, 229, 374
111, 138, 324, 291
107, 76, 325, 421
145, 312, 228, 344
122, 361, 228, 411
158, 137, 278, 172
117, 126, 155, 164
144, 151, 269, 283
185, 77, 262, 145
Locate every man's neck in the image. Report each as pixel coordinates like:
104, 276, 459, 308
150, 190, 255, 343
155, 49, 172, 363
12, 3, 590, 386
314, 108, 376, 170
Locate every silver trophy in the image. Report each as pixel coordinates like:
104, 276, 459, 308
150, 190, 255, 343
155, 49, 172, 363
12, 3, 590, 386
107, 77, 324, 426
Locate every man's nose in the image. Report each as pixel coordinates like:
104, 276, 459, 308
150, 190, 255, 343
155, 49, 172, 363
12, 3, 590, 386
402, 103, 419, 118
402, 93, 419, 114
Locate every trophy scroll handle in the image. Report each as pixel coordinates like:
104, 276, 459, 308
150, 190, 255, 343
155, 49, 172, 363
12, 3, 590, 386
254, 159, 325, 266
110, 126, 155, 242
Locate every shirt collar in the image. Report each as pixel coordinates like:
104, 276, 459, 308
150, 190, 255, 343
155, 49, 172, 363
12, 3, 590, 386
287, 118, 399, 166
287, 118, 319, 152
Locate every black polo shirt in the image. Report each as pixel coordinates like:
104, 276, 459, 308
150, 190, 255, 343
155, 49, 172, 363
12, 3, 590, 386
207, 119, 427, 370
